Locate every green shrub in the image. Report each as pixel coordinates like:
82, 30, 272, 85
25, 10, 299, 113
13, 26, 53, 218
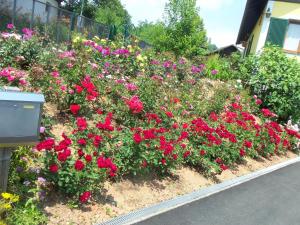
248, 45, 300, 122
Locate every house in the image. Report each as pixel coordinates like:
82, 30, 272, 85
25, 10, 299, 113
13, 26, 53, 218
236, 0, 300, 59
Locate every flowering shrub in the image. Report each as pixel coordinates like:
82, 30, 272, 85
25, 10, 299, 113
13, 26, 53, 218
248, 45, 300, 122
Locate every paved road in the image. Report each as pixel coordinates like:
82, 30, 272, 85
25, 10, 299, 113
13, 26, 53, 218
135, 162, 300, 225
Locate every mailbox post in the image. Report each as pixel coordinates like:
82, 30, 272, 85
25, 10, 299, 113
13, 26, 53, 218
0, 89, 45, 191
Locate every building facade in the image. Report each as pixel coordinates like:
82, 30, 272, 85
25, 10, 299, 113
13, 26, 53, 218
237, 0, 300, 60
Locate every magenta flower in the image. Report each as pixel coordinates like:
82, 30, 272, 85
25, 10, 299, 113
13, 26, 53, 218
211, 69, 218, 75
125, 83, 138, 91
7, 23, 14, 29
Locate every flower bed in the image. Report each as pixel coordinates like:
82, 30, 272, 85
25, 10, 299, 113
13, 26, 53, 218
0, 27, 299, 224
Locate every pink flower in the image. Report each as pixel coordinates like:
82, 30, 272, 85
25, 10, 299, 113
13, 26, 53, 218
60, 85, 67, 91
125, 83, 138, 91
40, 127, 45, 133
7, 23, 14, 29
51, 71, 59, 78
256, 99, 262, 105
211, 69, 218, 75
126, 96, 144, 114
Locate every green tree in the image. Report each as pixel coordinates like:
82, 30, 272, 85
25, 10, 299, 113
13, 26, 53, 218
95, 0, 131, 27
58, 0, 99, 18
134, 21, 168, 51
164, 0, 208, 58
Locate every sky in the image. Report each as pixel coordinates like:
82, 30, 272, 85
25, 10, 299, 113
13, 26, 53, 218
120, 0, 247, 47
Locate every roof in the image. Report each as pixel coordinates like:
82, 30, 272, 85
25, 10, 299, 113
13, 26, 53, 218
236, 0, 268, 44
207, 45, 242, 57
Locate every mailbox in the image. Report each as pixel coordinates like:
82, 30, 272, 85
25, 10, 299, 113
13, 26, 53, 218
0, 90, 45, 147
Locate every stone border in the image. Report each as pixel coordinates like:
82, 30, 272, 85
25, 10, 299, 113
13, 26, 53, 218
96, 157, 300, 225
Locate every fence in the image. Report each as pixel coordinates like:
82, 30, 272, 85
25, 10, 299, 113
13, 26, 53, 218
0, 0, 111, 43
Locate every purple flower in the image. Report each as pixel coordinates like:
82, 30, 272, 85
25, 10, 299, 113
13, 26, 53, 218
38, 190, 46, 201
16, 166, 23, 173
7, 23, 14, 29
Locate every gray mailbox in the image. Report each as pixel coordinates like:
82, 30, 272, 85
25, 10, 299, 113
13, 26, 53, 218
0, 90, 45, 147
0, 89, 45, 191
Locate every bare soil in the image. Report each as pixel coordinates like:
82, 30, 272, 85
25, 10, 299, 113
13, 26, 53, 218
43, 151, 298, 225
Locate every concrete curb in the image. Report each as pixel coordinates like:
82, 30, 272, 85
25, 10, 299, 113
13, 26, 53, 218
96, 157, 300, 225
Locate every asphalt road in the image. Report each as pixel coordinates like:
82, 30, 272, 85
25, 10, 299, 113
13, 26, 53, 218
135, 162, 300, 225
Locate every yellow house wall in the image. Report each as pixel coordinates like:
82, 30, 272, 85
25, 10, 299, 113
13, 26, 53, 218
249, 15, 264, 54
272, 1, 300, 19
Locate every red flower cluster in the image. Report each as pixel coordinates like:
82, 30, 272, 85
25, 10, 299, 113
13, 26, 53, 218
74, 160, 85, 171
126, 96, 144, 114
70, 104, 80, 115
36, 138, 55, 151
77, 117, 87, 131
97, 156, 117, 177
261, 108, 276, 118
79, 191, 91, 203
96, 112, 114, 131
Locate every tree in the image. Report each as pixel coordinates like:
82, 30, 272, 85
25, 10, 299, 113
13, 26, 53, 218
164, 0, 208, 57
95, 0, 131, 27
134, 21, 168, 51
58, 0, 100, 18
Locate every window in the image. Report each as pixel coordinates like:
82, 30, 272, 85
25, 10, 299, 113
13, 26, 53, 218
283, 22, 300, 55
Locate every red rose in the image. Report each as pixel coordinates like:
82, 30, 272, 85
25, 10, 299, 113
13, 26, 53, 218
172, 123, 179, 129
240, 149, 246, 157
78, 149, 84, 157
49, 164, 58, 173
200, 150, 206, 156
126, 96, 144, 114
133, 133, 143, 144
93, 135, 103, 147
142, 160, 147, 168
215, 157, 222, 164
161, 158, 166, 165
165, 111, 173, 118
243, 140, 253, 148
74, 160, 85, 171
77, 138, 87, 146
76, 117, 87, 131
183, 151, 191, 158
182, 123, 189, 129
209, 112, 218, 121
220, 164, 228, 171
75, 85, 84, 94
172, 154, 178, 160
57, 152, 68, 162
70, 104, 80, 115
85, 154, 92, 162
79, 191, 91, 203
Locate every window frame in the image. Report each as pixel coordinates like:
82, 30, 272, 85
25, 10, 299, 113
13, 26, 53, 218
283, 19, 300, 55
